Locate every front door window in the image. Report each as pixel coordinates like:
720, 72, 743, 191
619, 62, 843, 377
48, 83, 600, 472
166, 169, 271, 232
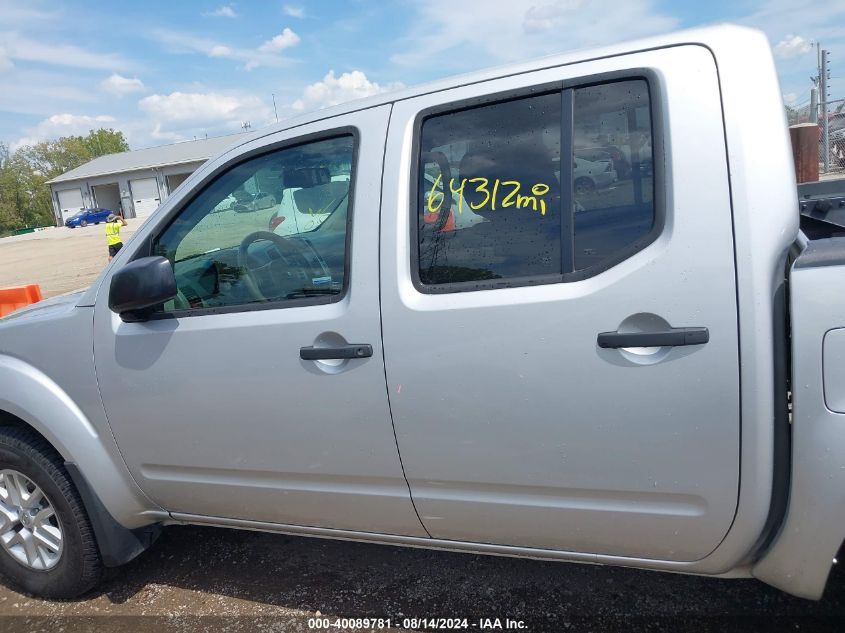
153, 135, 354, 313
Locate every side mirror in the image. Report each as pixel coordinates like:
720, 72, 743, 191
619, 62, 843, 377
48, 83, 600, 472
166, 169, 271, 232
109, 256, 177, 320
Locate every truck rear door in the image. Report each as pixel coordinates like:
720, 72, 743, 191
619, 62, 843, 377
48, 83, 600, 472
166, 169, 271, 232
380, 46, 739, 561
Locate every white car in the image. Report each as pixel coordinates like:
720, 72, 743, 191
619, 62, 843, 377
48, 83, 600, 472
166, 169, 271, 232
573, 157, 617, 193
269, 175, 350, 236
273, 173, 485, 236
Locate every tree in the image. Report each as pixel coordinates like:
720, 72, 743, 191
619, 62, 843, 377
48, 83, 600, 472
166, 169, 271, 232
785, 104, 801, 126
0, 142, 25, 232
18, 128, 129, 179
0, 129, 130, 235
82, 128, 130, 158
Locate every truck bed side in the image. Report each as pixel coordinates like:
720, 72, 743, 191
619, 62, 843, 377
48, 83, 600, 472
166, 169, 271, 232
753, 236, 845, 599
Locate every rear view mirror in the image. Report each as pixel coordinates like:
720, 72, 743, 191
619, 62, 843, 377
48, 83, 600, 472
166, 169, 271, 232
108, 256, 177, 320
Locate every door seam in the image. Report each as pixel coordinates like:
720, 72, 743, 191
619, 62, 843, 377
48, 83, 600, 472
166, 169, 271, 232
377, 103, 432, 538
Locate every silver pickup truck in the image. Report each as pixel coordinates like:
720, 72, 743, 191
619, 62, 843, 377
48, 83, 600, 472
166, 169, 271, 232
0, 24, 843, 601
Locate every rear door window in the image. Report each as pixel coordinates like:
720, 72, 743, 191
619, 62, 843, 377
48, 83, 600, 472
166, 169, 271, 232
415, 79, 656, 292
417, 92, 562, 286
572, 80, 654, 271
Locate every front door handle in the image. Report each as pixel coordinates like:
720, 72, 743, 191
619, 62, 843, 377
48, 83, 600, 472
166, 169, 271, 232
597, 327, 709, 349
300, 344, 373, 360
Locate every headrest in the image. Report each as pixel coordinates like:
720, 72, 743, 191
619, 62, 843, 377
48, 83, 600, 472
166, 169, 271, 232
285, 167, 331, 189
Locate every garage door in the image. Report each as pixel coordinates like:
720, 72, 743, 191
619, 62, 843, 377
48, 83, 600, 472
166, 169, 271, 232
130, 178, 161, 218
166, 173, 191, 195
57, 189, 84, 223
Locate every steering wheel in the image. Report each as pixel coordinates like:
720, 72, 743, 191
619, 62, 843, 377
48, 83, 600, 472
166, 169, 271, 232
237, 230, 311, 301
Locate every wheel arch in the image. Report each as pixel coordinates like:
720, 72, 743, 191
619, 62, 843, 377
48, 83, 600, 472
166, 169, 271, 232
0, 408, 161, 567
0, 354, 158, 530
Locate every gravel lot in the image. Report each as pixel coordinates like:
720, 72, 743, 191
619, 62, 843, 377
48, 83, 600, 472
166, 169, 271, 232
1, 225, 844, 633
0, 223, 140, 299
0, 206, 276, 299
0, 525, 841, 632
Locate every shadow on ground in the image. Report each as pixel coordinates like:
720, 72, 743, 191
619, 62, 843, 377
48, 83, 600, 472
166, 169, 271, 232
55, 524, 844, 631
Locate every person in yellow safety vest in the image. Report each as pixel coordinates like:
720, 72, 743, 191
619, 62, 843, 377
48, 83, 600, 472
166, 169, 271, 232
105, 212, 128, 261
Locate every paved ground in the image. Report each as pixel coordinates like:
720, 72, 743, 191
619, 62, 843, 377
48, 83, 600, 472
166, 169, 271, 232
0, 223, 140, 299
0, 525, 841, 632
0, 205, 277, 299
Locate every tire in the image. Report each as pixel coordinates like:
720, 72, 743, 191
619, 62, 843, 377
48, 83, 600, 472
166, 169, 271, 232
79, 220, 87, 228
0, 427, 102, 598
574, 177, 595, 195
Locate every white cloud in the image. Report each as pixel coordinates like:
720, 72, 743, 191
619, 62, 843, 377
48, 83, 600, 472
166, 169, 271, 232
13, 113, 117, 150
139, 91, 271, 125
0, 45, 13, 72
773, 34, 812, 60
205, 5, 238, 18
292, 70, 403, 112
523, 0, 585, 33
0, 1, 60, 24
151, 29, 298, 70
391, 0, 677, 69
258, 28, 300, 53
783, 92, 798, 104
732, 2, 845, 98
209, 45, 234, 57
0, 70, 100, 117
283, 5, 304, 18
150, 123, 184, 143
100, 73, 145, 96
0, 32, 130, 70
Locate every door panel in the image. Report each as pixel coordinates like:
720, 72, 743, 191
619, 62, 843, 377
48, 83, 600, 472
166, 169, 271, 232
95, 106, 427, 537
381, 47, 739, 560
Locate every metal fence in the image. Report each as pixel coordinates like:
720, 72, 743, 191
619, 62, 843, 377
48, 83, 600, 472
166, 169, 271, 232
789, 97, 845, 176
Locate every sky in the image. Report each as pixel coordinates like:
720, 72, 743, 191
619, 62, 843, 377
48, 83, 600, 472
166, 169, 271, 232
0, 0, 843, 152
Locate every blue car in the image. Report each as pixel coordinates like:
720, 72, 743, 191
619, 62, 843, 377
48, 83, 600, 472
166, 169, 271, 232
65, 208, 113, 228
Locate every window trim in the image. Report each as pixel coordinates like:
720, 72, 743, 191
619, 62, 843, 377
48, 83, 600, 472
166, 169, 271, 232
409, 69, 665, 294
134, 127, 360, 319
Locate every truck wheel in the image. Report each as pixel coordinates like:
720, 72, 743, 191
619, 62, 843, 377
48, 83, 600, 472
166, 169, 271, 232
79, 220, 88, 228
0, 428, 101, 598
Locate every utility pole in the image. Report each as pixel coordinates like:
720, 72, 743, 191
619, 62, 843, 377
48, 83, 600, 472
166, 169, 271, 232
821, 48, 830, 172
810, 87, 818, 123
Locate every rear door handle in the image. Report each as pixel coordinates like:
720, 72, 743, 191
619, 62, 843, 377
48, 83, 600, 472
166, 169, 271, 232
300, 344, 373, 360
597, 327, 709, 349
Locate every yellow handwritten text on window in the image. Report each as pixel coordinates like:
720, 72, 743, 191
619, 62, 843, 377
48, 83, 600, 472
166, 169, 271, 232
426, 177, 551, 216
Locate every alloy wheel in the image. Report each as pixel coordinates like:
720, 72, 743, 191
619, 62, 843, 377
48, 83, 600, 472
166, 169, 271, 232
0, 470, 63, 571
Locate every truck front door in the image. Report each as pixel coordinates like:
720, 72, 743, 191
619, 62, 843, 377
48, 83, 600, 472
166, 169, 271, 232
93, 106, 426, 537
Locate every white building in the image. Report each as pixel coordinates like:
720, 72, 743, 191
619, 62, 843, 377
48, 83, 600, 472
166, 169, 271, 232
46, 135, 240, 226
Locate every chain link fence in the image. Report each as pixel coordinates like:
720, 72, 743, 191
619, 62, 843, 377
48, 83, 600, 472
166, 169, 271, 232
789, 97, 845, 176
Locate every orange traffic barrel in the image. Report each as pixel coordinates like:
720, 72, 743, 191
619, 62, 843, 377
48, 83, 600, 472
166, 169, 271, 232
0, 284, 43, 317
423, 208, 456, 232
